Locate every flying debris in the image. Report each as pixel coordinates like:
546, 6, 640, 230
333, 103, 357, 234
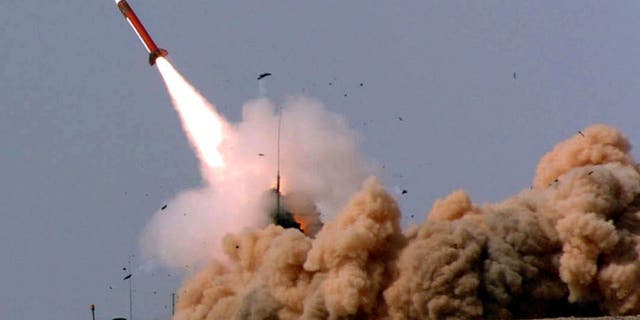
360, 83, 364, 87
257, 73, 272, 80
258, 153, 265, 157
161, 205, 167, 210
397, 116, 403, 121
123, 274, 132, 280
401, 189, 408, 194
115, 0, 168, 66
578, 130, 585, 137
513, 72, 517, 79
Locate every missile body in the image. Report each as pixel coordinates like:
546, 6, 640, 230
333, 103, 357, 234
116, 0, 168, 66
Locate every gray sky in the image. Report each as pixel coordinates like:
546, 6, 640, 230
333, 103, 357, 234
2, 1, 640, 319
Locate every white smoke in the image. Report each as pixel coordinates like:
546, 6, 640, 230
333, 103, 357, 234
140, 83, 369, 269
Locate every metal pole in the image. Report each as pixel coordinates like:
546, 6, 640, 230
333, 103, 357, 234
171, 292, 176, 316
276, 109, 282, 214
129, 259, 133, 320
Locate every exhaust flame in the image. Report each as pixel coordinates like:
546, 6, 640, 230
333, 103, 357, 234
156, 57, 226, 169
292, 214, 309, 234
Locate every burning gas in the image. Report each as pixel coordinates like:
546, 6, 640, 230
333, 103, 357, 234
144, 59, 640, 319
156, 58, 226, 169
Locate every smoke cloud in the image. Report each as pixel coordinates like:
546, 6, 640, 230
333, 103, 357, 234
140, 78, 369, 269
170, 124, 640, 319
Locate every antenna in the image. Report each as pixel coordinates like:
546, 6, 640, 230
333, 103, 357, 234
171, 292, 176, 316
276, 108, 282, 215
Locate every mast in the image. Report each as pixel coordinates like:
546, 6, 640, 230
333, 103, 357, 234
171, 292, 176, 316
276, 109, 282, 214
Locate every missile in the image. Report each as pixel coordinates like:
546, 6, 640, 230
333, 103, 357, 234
115, 0, 168, 66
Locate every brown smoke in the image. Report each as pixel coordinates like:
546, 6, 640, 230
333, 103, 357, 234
173, 124, 640, 319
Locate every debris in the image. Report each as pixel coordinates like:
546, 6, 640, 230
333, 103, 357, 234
123, 274, 132, 280
402, 189, 408, 194
161, 205, 167, 210
588, 171, 594, 175
258, 153, 264, 157
257, 73, 272, 80
513, 72, 516, 80
578, 130, 585, 137
360, 83, 364, 87
397, 116, 403, 121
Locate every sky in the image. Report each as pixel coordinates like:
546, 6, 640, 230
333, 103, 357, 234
2, 1, 640, 319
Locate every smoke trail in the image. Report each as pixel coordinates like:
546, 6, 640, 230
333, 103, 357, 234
156, 58, 226, 169
141, 59, 369, 269
172, 124, 640, 319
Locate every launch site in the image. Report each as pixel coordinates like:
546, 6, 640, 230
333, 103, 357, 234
3, 1, 640, 319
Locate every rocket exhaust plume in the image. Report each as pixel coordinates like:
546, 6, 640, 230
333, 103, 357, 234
141, 58, 368, 271
155, 58, 226, 169
166, 124, 640, 320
